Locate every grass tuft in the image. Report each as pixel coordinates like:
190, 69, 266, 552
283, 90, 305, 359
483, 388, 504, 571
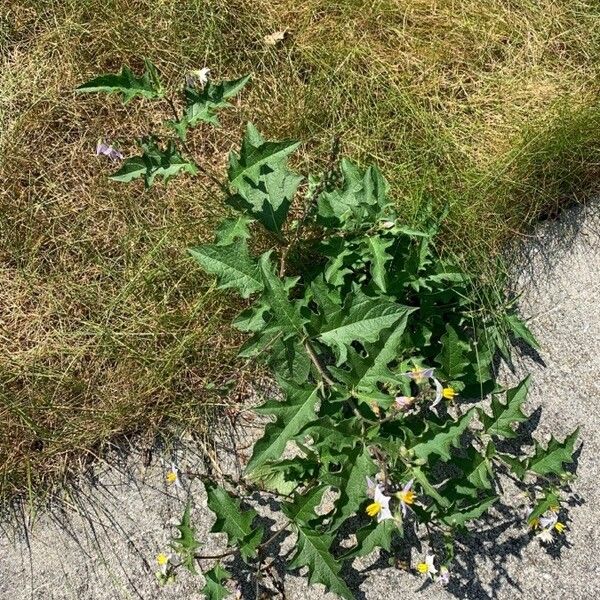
1, 0, 599, 503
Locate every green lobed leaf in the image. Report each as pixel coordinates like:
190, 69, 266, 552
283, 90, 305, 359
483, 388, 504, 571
214, 214, 253, 246
107, 157, 146, 182
288, 527, 353, 599
168, 74, 251, 139
110, 137, 197, 187
296, 416, 361, 452
363, 235, 394, 291
325, 444, 377, 531
246, 462, 303, 496
189, 242, 263, 299
282, 484, 328, 525
441, 495, 498, 527
171, 501, 201, 574
344, 519, 399, 559
76, 59, 163, 102
317, 289, 415, 366
352, 312, 417, 392
434, 323, 470, 381
504, 312, 540, 351
228, 122, 300, 186
453, 442, 496, 496
201, 564, 231, 600
526, 428, 579, 476
268, 336, 313, 384
497, 452, 527, 478
412, 409, 475, 461
316, 159, 391, 231
204, 482, 262, 560
227, 123, 302, 233
480, 377, 530, 439
246, 381, 320, 473
258, 252, 307, 336
412, 467, 452, 508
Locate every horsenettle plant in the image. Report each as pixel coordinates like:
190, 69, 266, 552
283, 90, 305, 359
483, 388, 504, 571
78, 60, 579, 598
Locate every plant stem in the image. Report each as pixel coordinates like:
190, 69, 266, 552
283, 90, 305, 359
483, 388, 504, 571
303, 338, 378, 425
165, 96, 229, 193
303, 339, 336, 387
194, 549, 237, 561
193, 523, 288, 563
279, 134, 340, 276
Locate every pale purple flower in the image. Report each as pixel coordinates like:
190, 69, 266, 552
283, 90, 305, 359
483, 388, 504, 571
402, 366, 435, 384
539, 513, 558, 529
366, 476, 376, 498
395, 395, 415, 410
437, 565, 450, 585
96, 140, 123, 161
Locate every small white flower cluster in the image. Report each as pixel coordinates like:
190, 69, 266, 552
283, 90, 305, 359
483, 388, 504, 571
529, 507, 566, 543
186, 66, 210, 88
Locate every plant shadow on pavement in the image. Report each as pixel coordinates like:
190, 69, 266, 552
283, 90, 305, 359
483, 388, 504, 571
506, 198, 600, 300
0, 410, 583, 600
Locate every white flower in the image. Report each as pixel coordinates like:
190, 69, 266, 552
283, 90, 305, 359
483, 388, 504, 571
156, 552, 172, 575
365, 478, 393, 522
417, 553, 438, 578
165, 463, 181, 487
432, 378, 458, 409
433, 377, 444, 407
537, 528, 554, 543
187, 67, 210, 87
395, 479, 416, 516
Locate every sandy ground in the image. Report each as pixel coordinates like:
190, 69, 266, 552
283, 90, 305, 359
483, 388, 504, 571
1, 200, 599, 600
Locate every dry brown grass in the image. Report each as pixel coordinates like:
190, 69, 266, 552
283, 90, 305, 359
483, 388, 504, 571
1, 0, 599, 502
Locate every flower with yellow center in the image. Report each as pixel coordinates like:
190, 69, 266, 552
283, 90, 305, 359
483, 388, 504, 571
416, 554, 437, 578
395, 479, 416, 516
402, 365, 435, 384
532, 510, 566, 542
165, 463, 180, 487
156, 552, 172, 577
365, 480, 393, 522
